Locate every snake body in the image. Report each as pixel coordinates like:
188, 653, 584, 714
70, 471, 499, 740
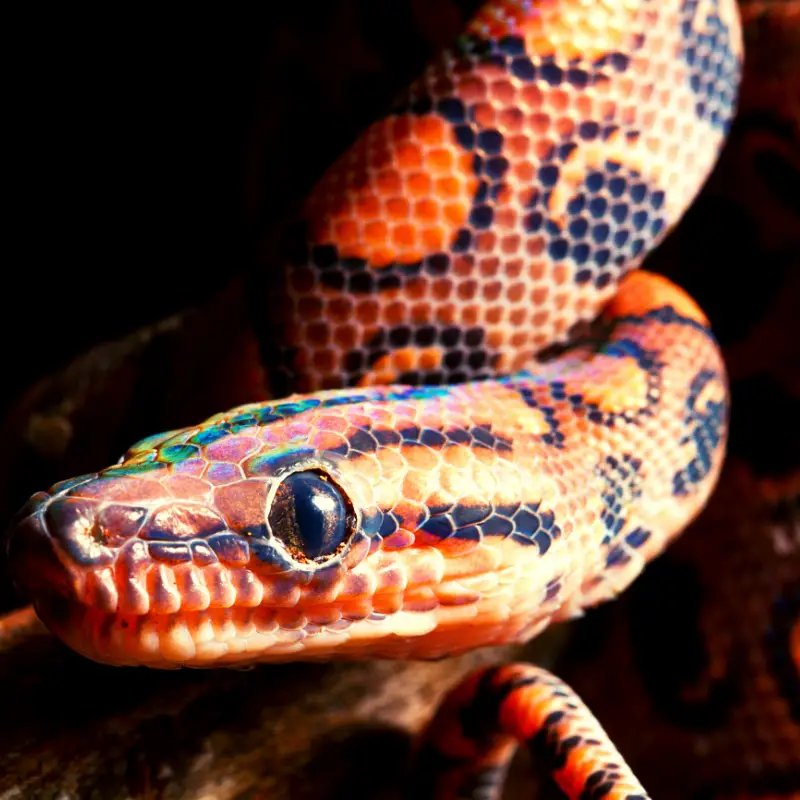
6, 1, 746, 797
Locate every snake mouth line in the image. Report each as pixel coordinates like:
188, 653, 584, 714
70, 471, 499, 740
32, 581, 527, 668
33, 594, 411, 667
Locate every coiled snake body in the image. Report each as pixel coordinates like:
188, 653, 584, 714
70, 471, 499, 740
9, 1, 794, 797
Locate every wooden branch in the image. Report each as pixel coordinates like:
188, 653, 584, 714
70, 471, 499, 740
0, 605, 570, 799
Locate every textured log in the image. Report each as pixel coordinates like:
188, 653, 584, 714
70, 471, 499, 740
0, 606, 570, 799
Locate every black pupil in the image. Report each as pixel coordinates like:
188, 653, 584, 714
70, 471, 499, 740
268, 471, 351, 561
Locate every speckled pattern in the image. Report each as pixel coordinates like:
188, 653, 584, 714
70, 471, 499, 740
265, 0, 741, 396
5, 1, 745, 798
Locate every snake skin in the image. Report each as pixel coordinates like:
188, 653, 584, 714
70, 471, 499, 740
7, 0, 792, 797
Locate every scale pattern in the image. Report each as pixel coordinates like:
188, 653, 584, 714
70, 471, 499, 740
266, 0, 741, 395
4, 1, 746, 798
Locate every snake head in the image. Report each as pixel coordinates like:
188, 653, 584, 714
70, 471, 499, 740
6, 387, 567, 667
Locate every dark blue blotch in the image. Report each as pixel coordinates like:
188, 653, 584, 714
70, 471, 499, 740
498, 36, 526, 56
678, 0, 742, 130
470, 424, 514, 452
603, 338, 660, 371
480, 516, 514, 538
513, 507, 541, 536
503, 502, 562, 550
545, 579, 561, 601
595, 453, 643, 544
374, 429, 402, 447
485, 157, 509, 180
452, 228, 472, 252
455, 124, 475, 150
437, 97, 466, 123
400, 425, 423, 443
378, 512, 400, 538
606, 544, 632, 568
419, 515, 454, 539
625, 527, 651, 548
348, 428, 378, 454
549, 239, 569, 260
525, 210, 543, 233
477, 129, 503, 155
470, 205, 494, 229
539, 164, 560, 188
420, 428, 446, 448
452, 503, 491, 527
513, 381, 565, 448
672, 369, 728, 496
539, 61, 563, 85
571, 243, 591, 265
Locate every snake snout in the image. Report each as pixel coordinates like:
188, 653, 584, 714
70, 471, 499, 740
6, 496, 78, 605
6, 486, 142, 611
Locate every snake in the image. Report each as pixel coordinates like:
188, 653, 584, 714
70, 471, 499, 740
6, 0, 788, 797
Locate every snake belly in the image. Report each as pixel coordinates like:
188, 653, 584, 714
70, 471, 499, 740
6, 0, 739, 671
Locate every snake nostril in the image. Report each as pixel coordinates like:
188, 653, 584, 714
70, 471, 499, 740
43, 497, 115, 567
268, 470, 357, 563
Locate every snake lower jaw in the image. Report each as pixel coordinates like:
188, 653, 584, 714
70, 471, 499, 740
29, 593, 553, 669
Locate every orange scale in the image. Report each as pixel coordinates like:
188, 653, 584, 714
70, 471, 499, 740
395, 141, 424, 170
74, 475, 166, 502
406, 172, 433, 197
363, 219, 389, 245
412, 114, 448, 144
411, 302, 433, 323
354, 194, 382, 219
161, 475, 212, 500
376, 169, 402, 194
435, 175, 465, 198
455, 75, 488, 103
467, 0, 527, 39
427, 147, 455, 174
490, 78, 517, 106
443, 203, 470, 227
308, 430, 349, 452
314, 414, 349, 434
386, 196, 410, 219
421, 227, 447, 251
389, 115, 413, 140
415, 198, 441, 222
435, 535, 483, 558
472, 101, 497, 127
391, 222, 417, 250
212, 480, 268, 532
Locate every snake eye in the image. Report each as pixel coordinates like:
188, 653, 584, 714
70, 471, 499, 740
268, 470, 356, 563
